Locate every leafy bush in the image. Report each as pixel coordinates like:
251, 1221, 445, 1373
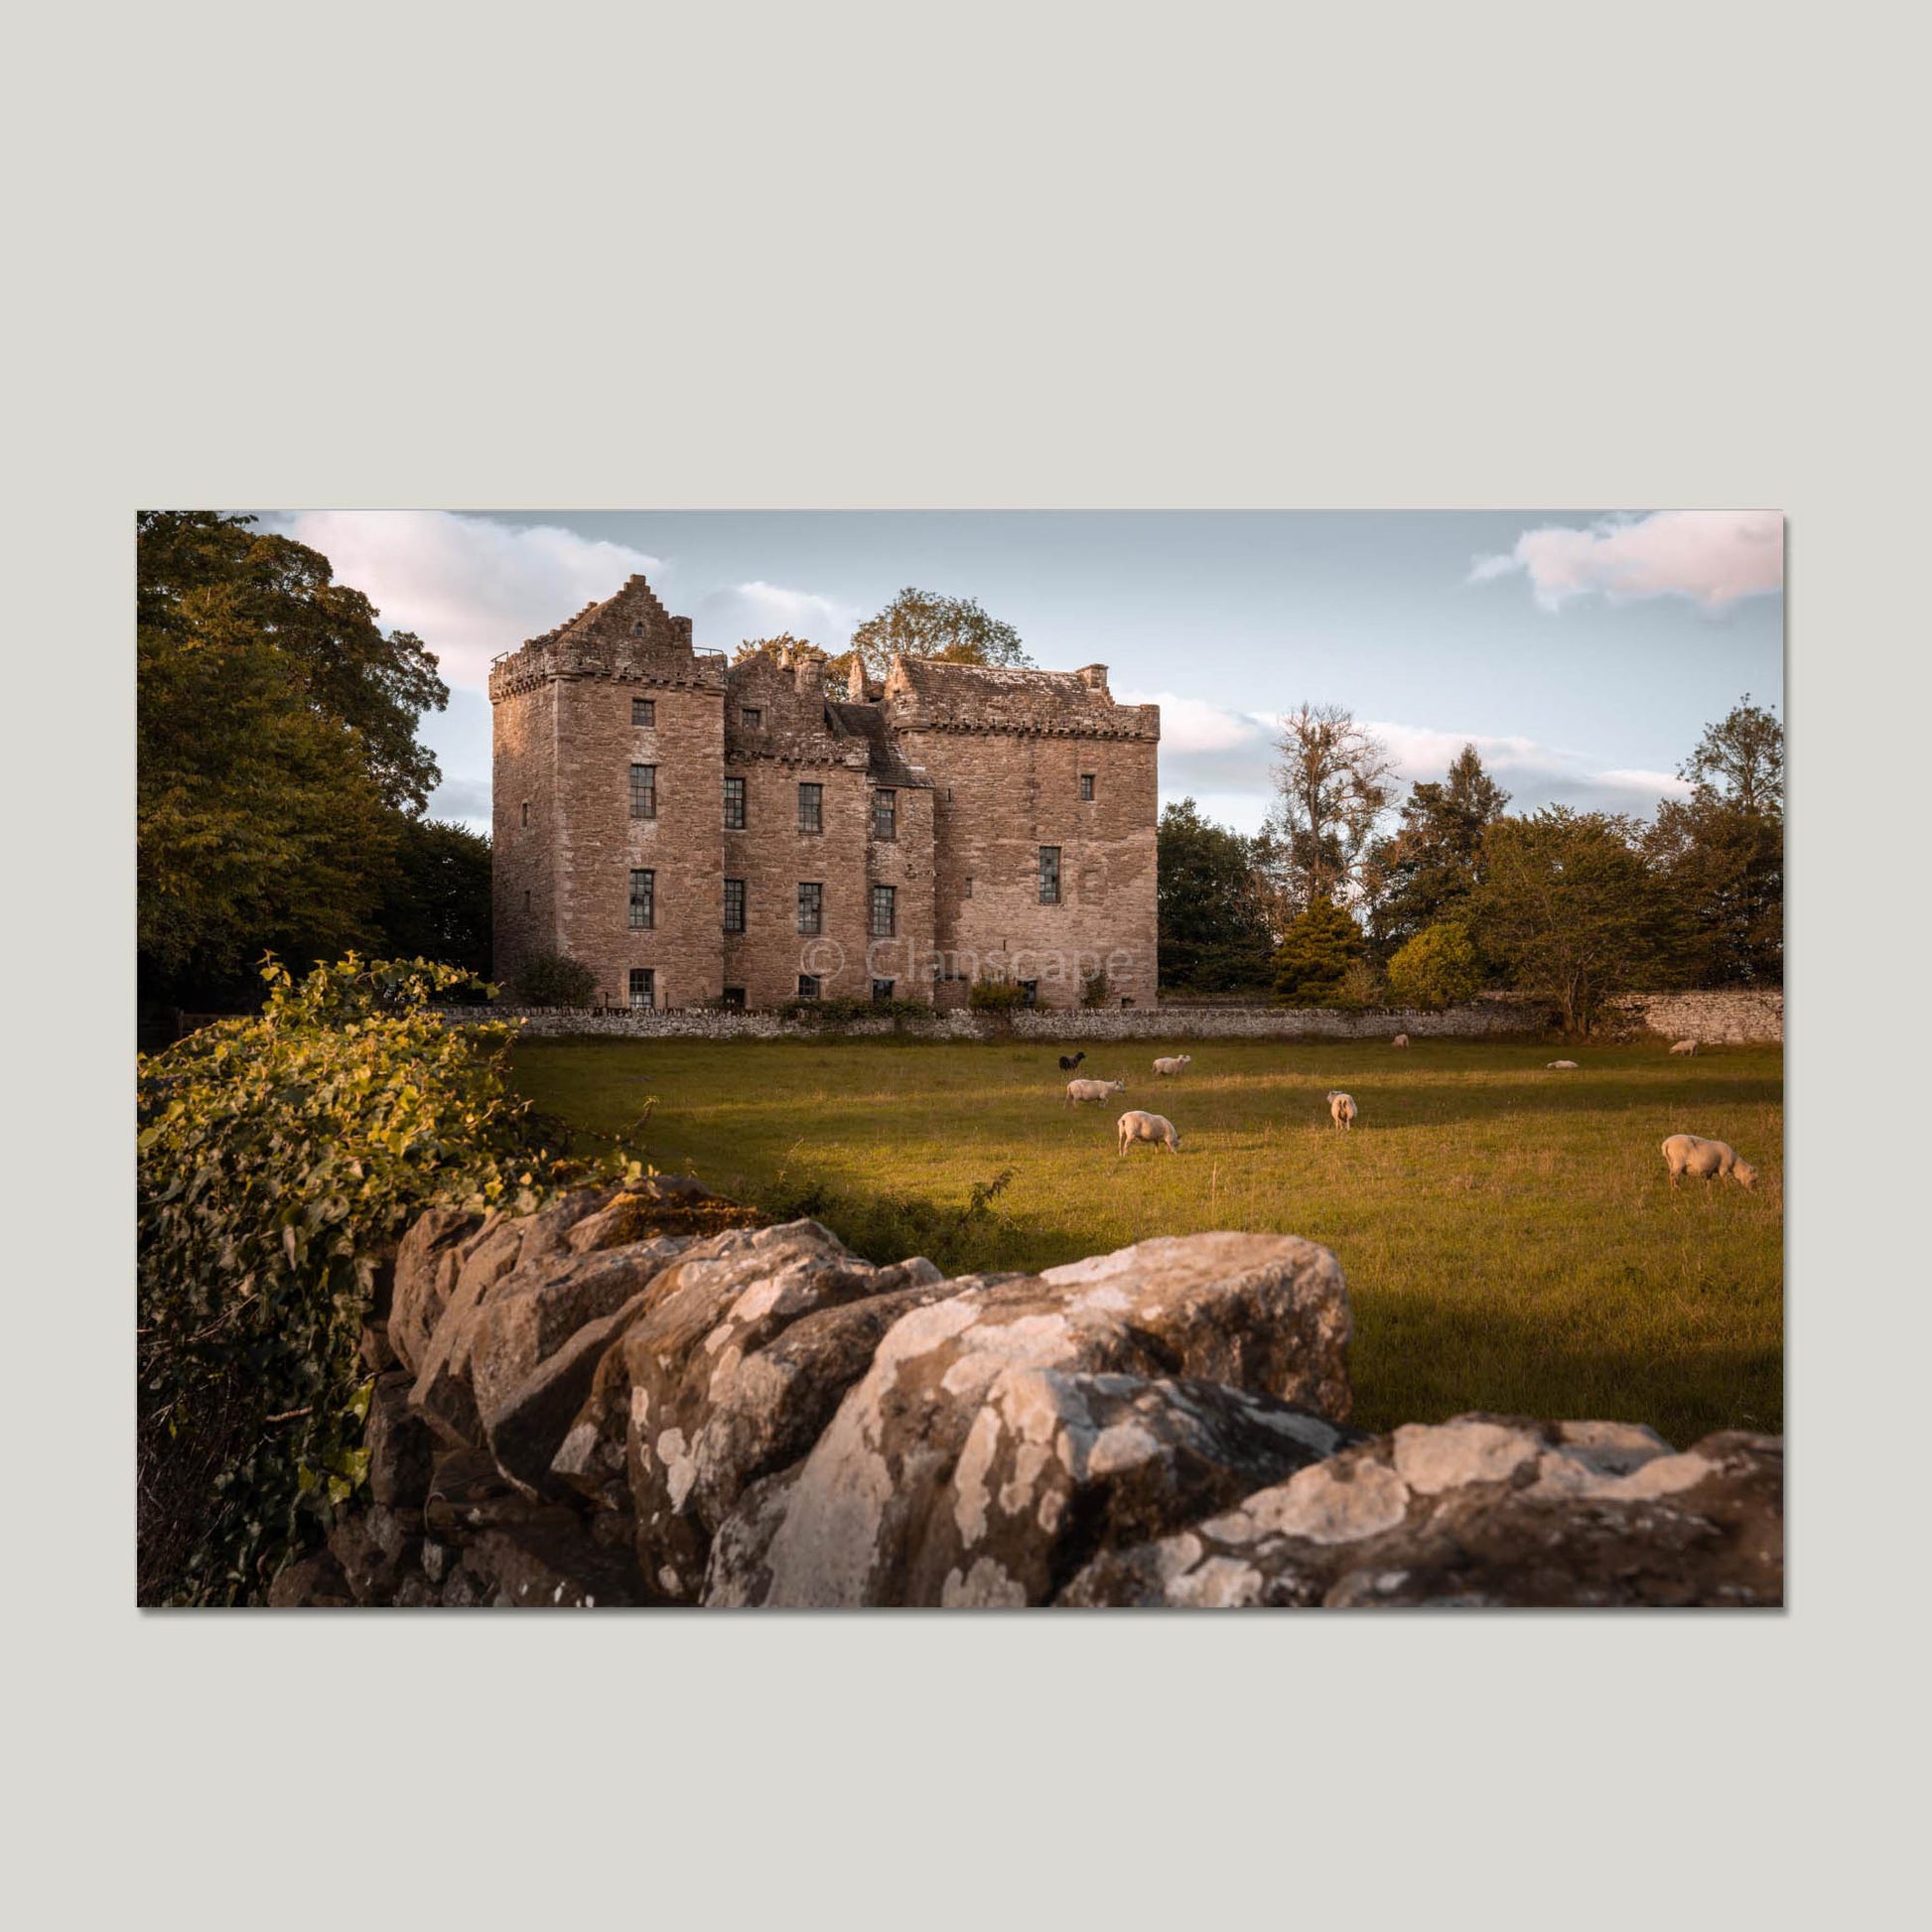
1079, 965, 1112, 1009
137, 956, 615, 1604
967, 974, 1028, 1015
511, 951, 601, 1008
776, 994, 934, 1031
1333, 958, 1387, 1011
756, 1158, 1019, 1275
1387, 920, 1481, 1011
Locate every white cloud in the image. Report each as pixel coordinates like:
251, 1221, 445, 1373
692, 581, 862, 655
264, 510, 665, 692
1469, 510, 1784, 612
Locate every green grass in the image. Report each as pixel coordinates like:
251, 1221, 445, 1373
510, 1035, 1783, 1445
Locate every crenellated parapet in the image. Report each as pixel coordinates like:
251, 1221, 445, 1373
881, 656, 1161, 740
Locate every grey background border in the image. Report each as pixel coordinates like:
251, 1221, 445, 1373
7, 3, 1921, 1925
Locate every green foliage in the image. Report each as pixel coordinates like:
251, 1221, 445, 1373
847, 587, 1032, 680
511, 951, 602, 1008
137, 511, 453, 1006
776, 994, 934, 1030
967, 973, 1029, 1014
136, 956, 607, 1604
1333, 958, 1388, 1011
1272, 897, 1367, 1007
1364, 745, 1511, 955
1472, 808, 1663, 1034
756, 1157, 1020, 1276
1157, 798, 1277, 993
1387, 920, 1482, 1011
374, 819, 493, 981
1079, 965, 1113, 1009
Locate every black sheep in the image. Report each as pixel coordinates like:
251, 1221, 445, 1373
1058, 1050, 1086, 1072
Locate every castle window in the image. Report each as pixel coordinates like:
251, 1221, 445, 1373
629, 869, 655, 929
872, 979, 896, 1003
742, 707, 762, 730
797, 882, 823, 935
962, 877, 973, 899
630, 763, 657, 820
631, 621, 644, 637
722, 987, 746, 1009
870, 885, 896, 938
723, 878, 746, 933
1020, 980, 1038, 1007
628, 968, 655, 1010
1038, 846, 1061, 903
632, 697, 655, 728
872, 788, 897, 842
724, 775, 746, 830
796, 974, 821, 1001
521, 801, 529, 827
1080, 773, 1095, 801
797, 782, 823, 834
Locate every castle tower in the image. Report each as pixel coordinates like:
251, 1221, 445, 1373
489, 576, 728, 1008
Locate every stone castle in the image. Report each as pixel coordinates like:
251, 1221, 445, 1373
489, 575, 1161, 1010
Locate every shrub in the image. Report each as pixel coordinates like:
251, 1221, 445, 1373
511, 950, 600, 1008
776, 994, 933, 1031
1079, 965, 1112, 1009
1333, 958, 1387, 1010
136, 955, 619, 1604
1387, 920, 1481, 1011
968, 974, 1028, 1015
1272, 897, 1367, 1007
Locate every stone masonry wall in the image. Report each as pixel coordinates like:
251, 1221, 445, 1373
1605, 990, 1783, 1043
490, 680, 558, 990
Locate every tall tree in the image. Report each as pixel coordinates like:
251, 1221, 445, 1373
1157, 798, 1276, 992
1272, 896, 1368, 1008
1265, 703, 1397, 916
1642, 697, 1783, 985
1472, 808, 1662, 1033
1364, 743, 1511, 953
373, 820, 494, 981
845, 587, 1032, 681
138, 512, 452, 1005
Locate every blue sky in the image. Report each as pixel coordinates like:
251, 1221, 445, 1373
263, 509, 1784, 838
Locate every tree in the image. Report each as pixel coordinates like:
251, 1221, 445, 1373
1642, 698, 1783, 986
373, 820, 493, 980
1387, 920, 1481, 1011
1272, 897, 1367, 1007
733, 633, 815, 664
138, 512, 452, 1007
1157, 798, 1276, 992
845, 587, 1033, 681
1265, 704, 1397, 916
512, 952, 601, 1008
1365, 744, 1511, 953
1472, 809, 1661, 1033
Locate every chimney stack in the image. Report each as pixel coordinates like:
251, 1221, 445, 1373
1076, 664, 1109, 693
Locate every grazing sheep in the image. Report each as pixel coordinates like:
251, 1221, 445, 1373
1326, 1090, 1356, 1131
1065, 1076, 1126, 1107
1118, 1110, 1181, 1156
1662, 1134, 1757, 1190
1058, 1050, 1086, 1072
1391, 1033, 1410, 1048
1547, 1059, 1580, 1069
1669, 1038, 1699, 1056
1153, 1054, 1193, 1077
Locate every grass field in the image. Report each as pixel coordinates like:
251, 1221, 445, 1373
509, 1035, 1783, 1445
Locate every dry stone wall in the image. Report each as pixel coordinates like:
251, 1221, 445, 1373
1606, 990, 1782, 1043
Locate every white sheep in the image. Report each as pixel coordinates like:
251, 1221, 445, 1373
1662, 1134, 1757, 1190
1152, 1054, 1193, 1077
1326, 1090, 1357, 1131
1669, 1038, 1699, 1056
1391, 1033, 1410, 1048
1066, 1076, 1126, 1107
1547, 1059, 1580, 1069
1118, 1110, 1181, 1156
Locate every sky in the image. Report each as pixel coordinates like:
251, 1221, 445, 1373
259, 509, 1784, 839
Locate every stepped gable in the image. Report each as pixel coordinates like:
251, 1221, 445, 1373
488, 574, 724, 701
882, 656, 1160, 740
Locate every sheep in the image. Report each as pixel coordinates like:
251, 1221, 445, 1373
1058, 1050, 1086, 1072
1391, 1033, 1410, 1048
1065, 1077, 1126, 1107
1547, 1059, 1580, 1069
1118, 1110, 1181, 1156
1669, 1038, 1699, 1056
1326, 1090, 1357, 1131
1661, 1134, 1757, 1190
1152, 1054, 1193, 1077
